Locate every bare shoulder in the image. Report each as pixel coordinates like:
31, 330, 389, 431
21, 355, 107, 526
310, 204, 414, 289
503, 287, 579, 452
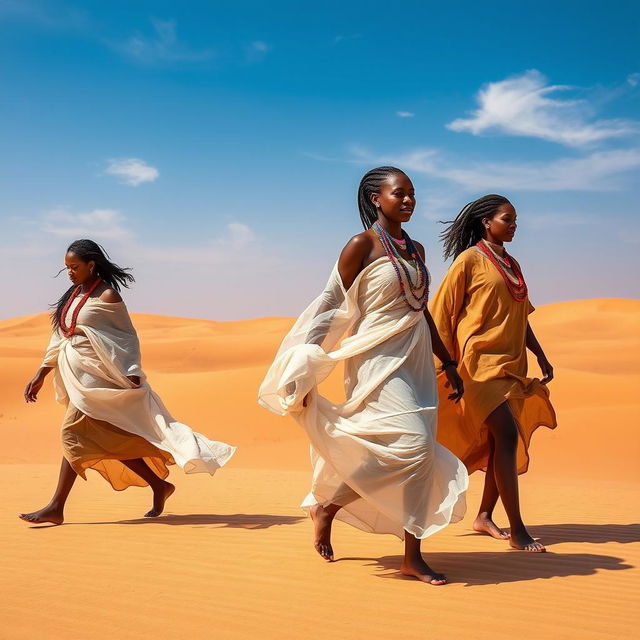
339, 230, 374, 261
338, 230, 375, 289
99, 287, 123, 303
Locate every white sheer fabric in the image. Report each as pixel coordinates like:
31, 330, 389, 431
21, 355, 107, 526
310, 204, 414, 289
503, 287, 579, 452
259, 257, 468, 539
43, 297, 235, 474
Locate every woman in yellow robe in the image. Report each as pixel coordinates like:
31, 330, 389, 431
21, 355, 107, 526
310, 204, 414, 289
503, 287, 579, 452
430, 195, 557, 552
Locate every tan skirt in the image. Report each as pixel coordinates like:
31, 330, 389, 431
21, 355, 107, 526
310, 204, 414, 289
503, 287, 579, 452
61, 403, 175, 491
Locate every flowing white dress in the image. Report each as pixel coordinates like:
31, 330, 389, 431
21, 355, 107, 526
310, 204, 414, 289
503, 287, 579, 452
43, 296, 236, 480
259, 256, 468, 540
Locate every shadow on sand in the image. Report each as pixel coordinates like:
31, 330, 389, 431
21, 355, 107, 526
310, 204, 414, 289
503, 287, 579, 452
337, 549, 634, 586
28, 513, 306, 530
457, 523, 640, 545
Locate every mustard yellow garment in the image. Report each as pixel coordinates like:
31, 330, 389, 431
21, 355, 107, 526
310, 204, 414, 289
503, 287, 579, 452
429, 248, 557, 474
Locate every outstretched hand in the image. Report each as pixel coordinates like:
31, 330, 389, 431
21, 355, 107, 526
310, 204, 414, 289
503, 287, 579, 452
443, 365, 464, 403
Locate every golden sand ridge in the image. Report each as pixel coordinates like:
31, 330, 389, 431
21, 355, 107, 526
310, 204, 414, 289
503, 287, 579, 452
0, 299, 638, 639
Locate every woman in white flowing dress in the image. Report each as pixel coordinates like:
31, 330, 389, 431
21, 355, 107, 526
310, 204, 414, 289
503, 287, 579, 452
259, 167, 468, 585
19, 239, 235, 525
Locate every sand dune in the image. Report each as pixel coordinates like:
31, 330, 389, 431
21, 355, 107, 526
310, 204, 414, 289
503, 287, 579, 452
1, 298, 638, 639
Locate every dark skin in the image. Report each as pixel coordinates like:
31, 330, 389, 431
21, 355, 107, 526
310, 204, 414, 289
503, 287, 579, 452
471, 203, 553, 552
309, 174, 464, 585
19, 251, 174, 526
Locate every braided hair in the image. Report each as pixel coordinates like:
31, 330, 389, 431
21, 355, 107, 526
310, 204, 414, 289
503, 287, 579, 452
440, 194, 511, 260
357, 166, 408, 229
51, 239, 135, 329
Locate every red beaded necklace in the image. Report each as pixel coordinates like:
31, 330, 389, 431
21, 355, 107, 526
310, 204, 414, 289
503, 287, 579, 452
475, 241, 528, 302
59, 278, 102, 338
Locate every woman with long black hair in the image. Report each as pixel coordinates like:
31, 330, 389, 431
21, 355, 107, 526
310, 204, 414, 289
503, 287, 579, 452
19, 239, 235, 525
430, 195, 557, 552
259, 167, 468, 585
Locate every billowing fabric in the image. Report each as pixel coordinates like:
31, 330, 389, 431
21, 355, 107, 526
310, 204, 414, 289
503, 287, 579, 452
259, 256, 468, 540
429, 248, 557, 474
43, 296, 235, 482
61, 403, 174, 490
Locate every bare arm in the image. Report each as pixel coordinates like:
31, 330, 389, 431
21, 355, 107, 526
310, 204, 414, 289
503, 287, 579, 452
526, 322, 554, 384
415, 241, 464, 402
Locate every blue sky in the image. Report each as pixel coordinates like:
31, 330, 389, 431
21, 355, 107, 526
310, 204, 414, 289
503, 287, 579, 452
1, 0, 639, 320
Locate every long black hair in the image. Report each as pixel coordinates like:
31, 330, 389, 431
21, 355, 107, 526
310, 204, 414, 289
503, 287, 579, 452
439, 194, 511, 260
51, 239, 135, 328
357, 166, 408, 229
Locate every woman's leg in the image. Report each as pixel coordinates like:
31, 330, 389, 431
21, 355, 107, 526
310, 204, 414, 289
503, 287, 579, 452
484, 402, 545, 552
400, 533, 447, 585
309, 484, 359, 561
473, 433, 510, 539
122, 458, 175, 518
19, 457, 78, 525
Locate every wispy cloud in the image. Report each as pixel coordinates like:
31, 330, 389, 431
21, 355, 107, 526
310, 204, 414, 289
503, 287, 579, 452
13, 212, 255, 264
627, 72, 640, 88
396, 111, 415, 118
348, 145, 640, 192
105, 158, 159, 186
245, 40, 271, 62
114, 18, 214, 64
0, 0, 88, 29
132, 222, 257, 265
447, 70, 640, 147
42, 208, 133, 241
522, 213, 598, 230
333, 34, 361, 45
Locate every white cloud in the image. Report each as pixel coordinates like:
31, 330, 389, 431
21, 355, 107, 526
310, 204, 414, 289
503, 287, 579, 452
246, 40, 271, 61
447, 70, 640, 147
627, 73, 640, 87
115, 18, 214, 64
396, 111, 415, 118
134, 222, 256, 265
226, 222, 255, 248
349, 145, 640, 192
333, 34, 361, 45
0, 0, 88, 29
106, 158, 159, 186
523, 213, 598, 230
41, 208, 133, 241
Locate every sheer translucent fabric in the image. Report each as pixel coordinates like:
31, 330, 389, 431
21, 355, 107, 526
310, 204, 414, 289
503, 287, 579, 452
429, 248, 557, 474
259, 257, 468, 540
43, 297, 236, 479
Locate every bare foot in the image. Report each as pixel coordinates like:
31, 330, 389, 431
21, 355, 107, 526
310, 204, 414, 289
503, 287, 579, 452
401, 557, 447, 585
18, 506, 64, 526
473, 515, 510, 540
144, 481, 175, 518
509, 531, 546, 552
309, 504, 335, 561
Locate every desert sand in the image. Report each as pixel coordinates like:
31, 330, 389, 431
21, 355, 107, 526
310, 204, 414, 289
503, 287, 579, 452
1, 298, 638, 639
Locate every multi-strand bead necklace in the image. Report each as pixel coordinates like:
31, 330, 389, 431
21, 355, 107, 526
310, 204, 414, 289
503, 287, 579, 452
476, 240, 528, 302
372, 221, 430, 312
59, 278, 102, 338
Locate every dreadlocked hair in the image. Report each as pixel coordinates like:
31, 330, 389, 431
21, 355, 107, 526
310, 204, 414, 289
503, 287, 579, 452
357, 166, 408, 229
51, 239, 135, 329
440, 194, 511, 260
